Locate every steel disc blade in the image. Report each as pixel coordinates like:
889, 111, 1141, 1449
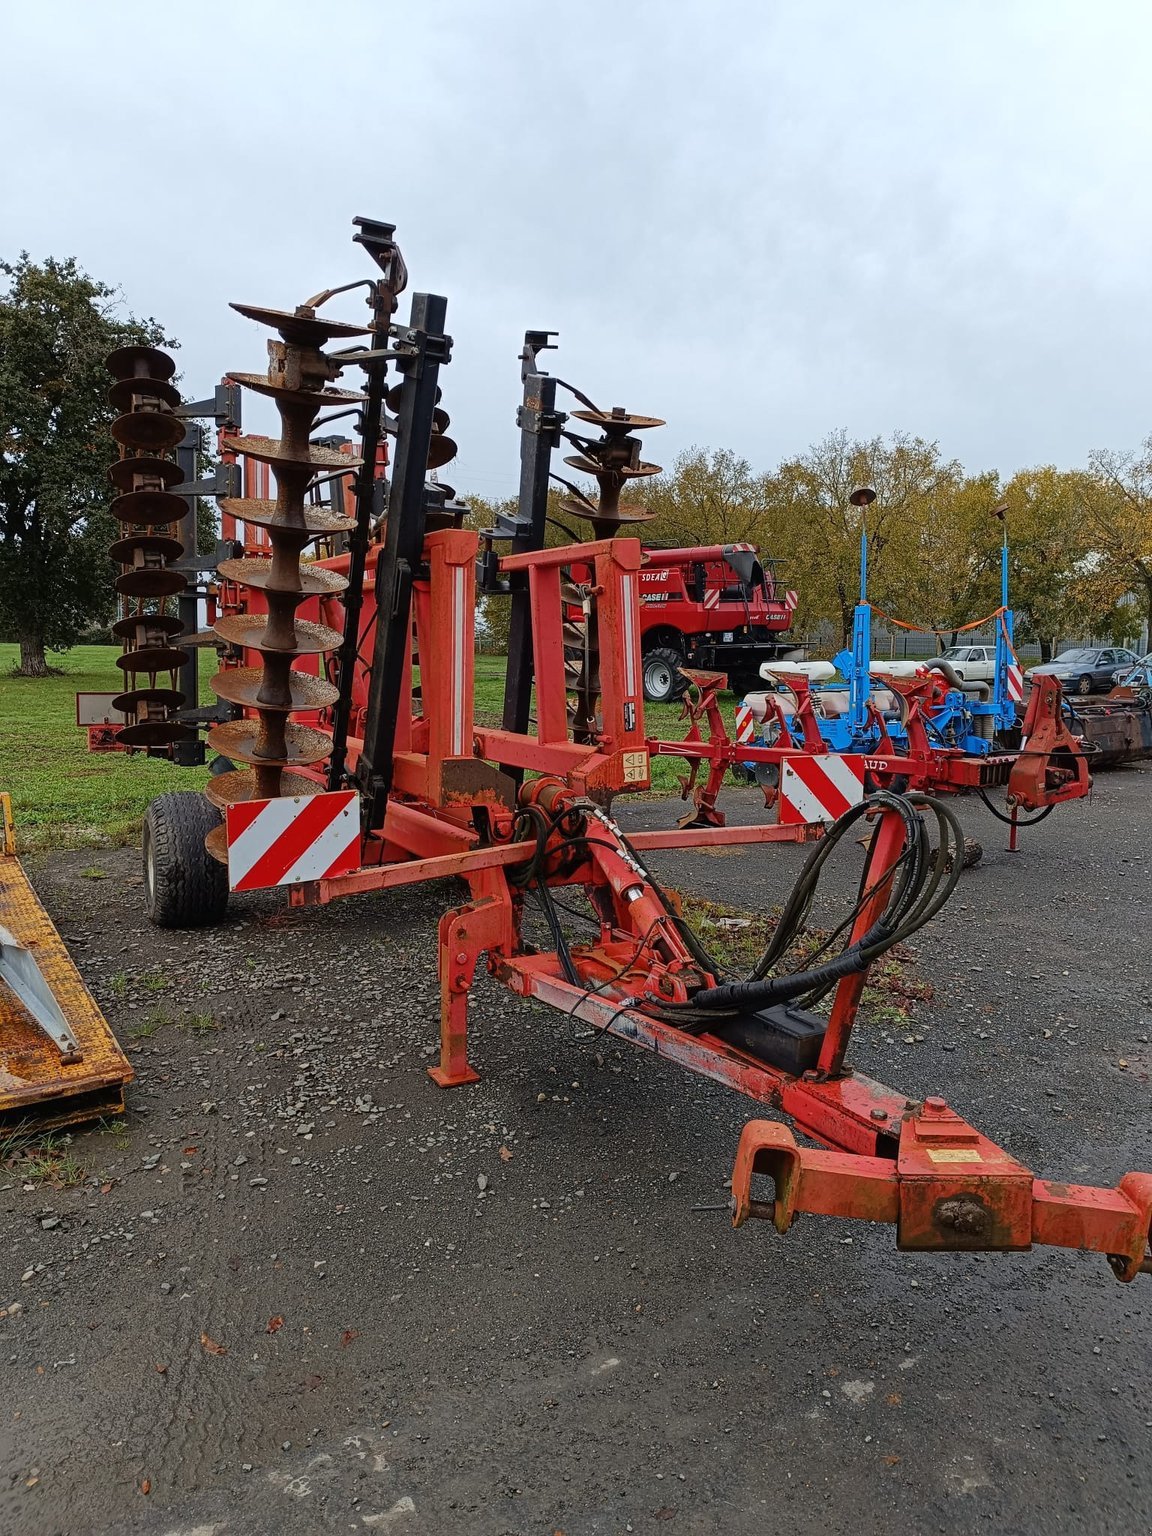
427, 434, 457, 470
115, 568, 187, 598
209, 666, 339, 713
107, 376, 182, 412
111, 412, 186, 453
117, 720, 194, 747
110, 533, 183, 564
105, 345, 176, 383
110, 490, 188, 527
230, 302, 370, 343
115, 645, 191, 673
108, 456, 185, 492
213, 613, 342, 655
386, 382, 442, 412
227, 372, 367, 409
112, 613, 184, 640
569, 409, 665, 431
113, 687, 185, 713
204, 768, 324, 812
216, 557, 348, 597
563, 454, 662, 480
217, 497, 354, 537
228, 433, 364, 472
207, 718, 333, 768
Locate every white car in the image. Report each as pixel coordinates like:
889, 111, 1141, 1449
937, 643, 996, 683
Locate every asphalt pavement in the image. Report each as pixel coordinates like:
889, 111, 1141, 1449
1, 771, 1149, 1536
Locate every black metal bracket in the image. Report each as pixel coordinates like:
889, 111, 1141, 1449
499, 332, 568, 767
176, 382, 241, 428
171, 462, 242, 500
354, 291, 451, 823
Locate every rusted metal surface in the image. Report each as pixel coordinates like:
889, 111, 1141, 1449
0, 795, 132, 1128
729, 1112, 1152, 1279
205, 302, 364, 855
104, 345, 191, 747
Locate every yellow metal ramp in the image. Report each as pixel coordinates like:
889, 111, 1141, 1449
0, 795, 132, 1129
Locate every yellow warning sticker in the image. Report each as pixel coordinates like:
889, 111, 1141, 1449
926, 1148, 984, 1164
622, 751, 649, 783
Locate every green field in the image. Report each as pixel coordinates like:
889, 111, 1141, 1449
0, 646, 702, 850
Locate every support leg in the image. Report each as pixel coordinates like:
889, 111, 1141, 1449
428, 894, 512, 1088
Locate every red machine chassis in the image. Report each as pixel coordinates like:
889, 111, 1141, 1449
222, 529, 1147, 1282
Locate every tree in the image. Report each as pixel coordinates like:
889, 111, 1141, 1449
0, 254, 170, 675
772, 430, 961, 645
637, 447, 776, 548
1075, 442, 1152, 638
1000, 467, 1093, 658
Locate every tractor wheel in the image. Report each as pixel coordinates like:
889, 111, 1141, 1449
642, 647, 687, 704
1076, 674, 1093, 695
142, 792, 229, 929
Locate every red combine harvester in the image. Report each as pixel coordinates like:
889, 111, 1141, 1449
584, 542, 798, 702
101, 217, 1150, 1284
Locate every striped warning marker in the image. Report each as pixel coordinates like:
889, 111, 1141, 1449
734, 702, 757, 745
224, 790, 360, 893
1007, 662, 1024, 703
779, 754, 866, 825
703, 588, 721, 609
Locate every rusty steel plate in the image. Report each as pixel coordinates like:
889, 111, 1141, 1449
111, 411, 186, 453
112, 613, 184, 640
112, 687, 185, 713
213, 613, 343, 655
209, 666, 339, 713
204, 768, 325, 812
108, 456, 185, 492
386, 382, 442, 412
230, 302, 370, 343
217, 497, 354, 537
0, 846, 132, 1128
216, 557, 349, 597
560, 497, 659, 527
427, 434, 457, 470
228, 433, 364, 473
228, 372, 367, 409
570, 409, 665, 431
110, 490, 188, 527
106, 344, 176, 382
207, 718, 333, 768
115, 645, 191, 674
107, 376, 182, 412
563, 454, 662, 479
109, 533, 184, 564
114, 568, 187, 599
117, 719, 193, 747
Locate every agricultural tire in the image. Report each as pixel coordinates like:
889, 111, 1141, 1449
1076, 674, 1093, 695
143, 792, 229, 929
642, 647, 687, 703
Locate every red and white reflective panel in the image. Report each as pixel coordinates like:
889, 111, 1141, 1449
225, 790, 360, 892
783, 589, 799, 612
1007, 663, 1024, 703
703, 587, 721, 609
734, 702, 757, 745
779, 754, 866, 825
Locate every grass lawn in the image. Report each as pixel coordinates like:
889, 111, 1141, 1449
0, 646, 716, 851
0, 644, 210, 850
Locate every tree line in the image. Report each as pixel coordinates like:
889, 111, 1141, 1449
464, 431, 1152, 658
3, 254, 1151, 674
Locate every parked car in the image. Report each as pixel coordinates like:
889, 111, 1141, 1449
1112, 651, 1152, 688
937, 643, 996, 683
1026, 646, 1141, 695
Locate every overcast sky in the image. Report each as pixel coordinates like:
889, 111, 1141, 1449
3, 0, 1151, 501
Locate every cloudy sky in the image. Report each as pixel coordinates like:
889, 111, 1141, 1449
3, 1, 1150, 500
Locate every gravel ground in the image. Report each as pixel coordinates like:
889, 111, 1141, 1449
1, 773, 1150, 1536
